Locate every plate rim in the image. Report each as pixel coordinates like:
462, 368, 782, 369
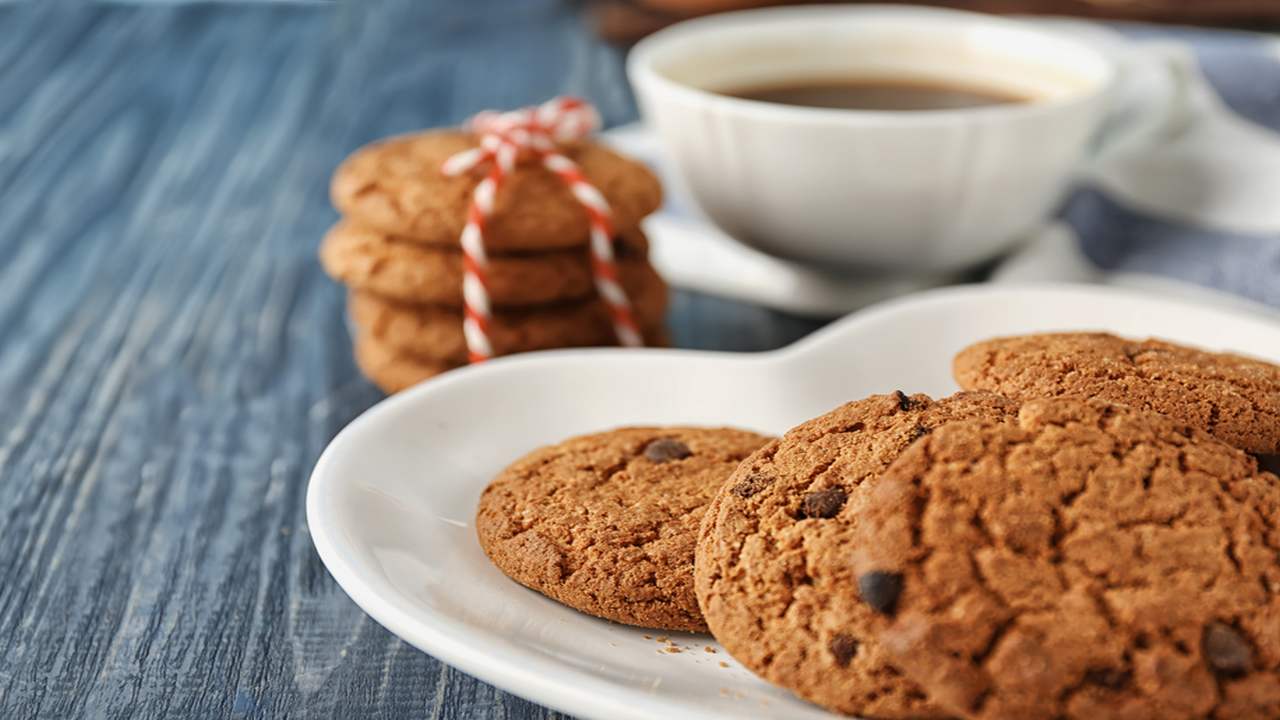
307, 281, 1278, 720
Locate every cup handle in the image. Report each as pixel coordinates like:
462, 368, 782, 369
1089, 41, 1197, 164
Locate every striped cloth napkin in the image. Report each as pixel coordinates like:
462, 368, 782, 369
992, 21, 1280, 312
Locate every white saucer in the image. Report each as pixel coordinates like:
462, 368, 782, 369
307, 283, 1280, 720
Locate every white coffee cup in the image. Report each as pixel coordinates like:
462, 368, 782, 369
627, 5, 1115, 273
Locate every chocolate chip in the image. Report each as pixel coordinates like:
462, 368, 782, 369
643, 438, 691, 463
730, 473, 771, 498
858, 571, 903, 616
1203, 622, 1253, 676
800, 488, 847, 519
894, 390, 913, 411
1084, 667, 1131, 690
1256, 454, 1280, 475
910, 424, 931, 441
829, 634, 859, 667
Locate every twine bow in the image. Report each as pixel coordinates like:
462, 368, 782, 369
441, 97, 643, 363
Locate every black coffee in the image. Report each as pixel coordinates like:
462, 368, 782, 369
721, 77, 1031, 111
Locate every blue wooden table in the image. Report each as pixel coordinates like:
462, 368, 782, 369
0, 2, 822, 717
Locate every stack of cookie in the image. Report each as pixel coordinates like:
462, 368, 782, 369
322, 129, 668, 393
476, 332, 1280, 719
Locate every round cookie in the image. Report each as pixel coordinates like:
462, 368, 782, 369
347, 261, 668, 363
954, 332, 1280, 454
351, 327, 669, 395
352, 332, 454, 394
319, 220, 651, 307
695, 391, 1019, 718
330, 130, 662, 250
849, 398, 1280, 720
477, 427, 772, 631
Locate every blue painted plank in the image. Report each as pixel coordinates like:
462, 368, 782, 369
0, 2, 820, 718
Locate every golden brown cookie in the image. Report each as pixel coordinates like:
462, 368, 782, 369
477, 427, 772, 631
347, 261, 668, 363
330, 131, 662, 250
319, 220, 651, 307
694, 391, 1018, 718
352, 325, 668, 394
850, 398, 1280, 720
954, 332, 1280, 454
352, 332, 455, 394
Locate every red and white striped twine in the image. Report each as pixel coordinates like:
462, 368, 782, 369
440, 96, 643, 363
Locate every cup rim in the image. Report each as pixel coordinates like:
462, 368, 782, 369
626, 4, 1116, 126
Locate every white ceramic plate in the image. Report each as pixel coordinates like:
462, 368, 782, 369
307, 284, 1280, 720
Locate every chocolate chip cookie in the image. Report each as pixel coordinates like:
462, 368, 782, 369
477, 427, 771, 631
346, 261, 668, 364
319, 220, 650, 307
954, 332, 1280, 454
694, 391, 1018, 718
330, 131, 662, 250
850, 397, 1280, 720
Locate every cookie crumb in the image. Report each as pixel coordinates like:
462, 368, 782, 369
704, 646, 716, 654
719, 661, 730, 668
665, 646, 682, 654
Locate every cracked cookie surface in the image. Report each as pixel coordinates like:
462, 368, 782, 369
477, 427, 771, 632
330, 130, 662, 250
694, 391, 1017, 718
851, 397, 1280, 720
954, 332, 1280, 454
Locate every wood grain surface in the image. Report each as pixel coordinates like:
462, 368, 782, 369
591, 0, 1280, 43
0, 1, 821, 718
